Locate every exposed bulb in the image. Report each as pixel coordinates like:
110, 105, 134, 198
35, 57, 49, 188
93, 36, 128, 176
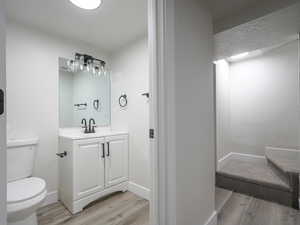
100, 65, 105, 76
92, 67, 96, 75
83, 63, 89, 72
73, 60, 79, 72
94, 66, 100, 76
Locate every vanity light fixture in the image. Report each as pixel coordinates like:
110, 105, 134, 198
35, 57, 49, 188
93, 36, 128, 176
229, 52, 249, 61
69, 0, 102, 10
67, 53, 107, 76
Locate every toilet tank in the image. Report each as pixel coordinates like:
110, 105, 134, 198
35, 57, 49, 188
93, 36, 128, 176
7, 138, 39, 182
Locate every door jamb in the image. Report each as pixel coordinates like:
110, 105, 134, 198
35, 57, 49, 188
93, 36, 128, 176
149, 0, 176, 224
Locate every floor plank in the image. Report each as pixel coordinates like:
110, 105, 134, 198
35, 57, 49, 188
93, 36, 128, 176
215, 187, 233, 213
39, 190, 299, 225
218, 192, 300, 225
37, 192, 149, 225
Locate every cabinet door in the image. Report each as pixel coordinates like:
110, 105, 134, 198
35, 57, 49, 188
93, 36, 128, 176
105, 135, 129, 187
73, 138, 105, 200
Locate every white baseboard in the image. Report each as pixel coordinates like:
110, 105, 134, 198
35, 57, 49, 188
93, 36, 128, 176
218, 152, 265, 170
204, 211, 217, 225
266, 146, 299, 153
41, 190, 58, 207
217, 153, 234, 170
128, 182, 150, 200
231, 152, 265, 159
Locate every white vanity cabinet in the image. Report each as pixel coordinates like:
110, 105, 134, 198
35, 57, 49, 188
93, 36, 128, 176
105, 135, 129, 187
74, 138, 106, 201
58, 133, 129, 214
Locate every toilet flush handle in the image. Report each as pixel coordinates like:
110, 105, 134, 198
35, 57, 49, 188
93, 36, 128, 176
56, 151, 67, 158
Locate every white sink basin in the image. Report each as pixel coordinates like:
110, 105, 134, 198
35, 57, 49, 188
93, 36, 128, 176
59, 127, 128, 140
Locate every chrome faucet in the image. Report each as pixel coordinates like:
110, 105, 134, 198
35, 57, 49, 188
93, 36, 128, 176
81, 118, 88, 133
88, 118, 96, 133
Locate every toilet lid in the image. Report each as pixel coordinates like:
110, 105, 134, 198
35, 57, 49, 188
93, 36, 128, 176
7, 177, 46, 203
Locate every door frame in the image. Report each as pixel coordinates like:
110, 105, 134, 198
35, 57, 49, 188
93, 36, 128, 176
149, 0, 176, 224
0, 0, 6, 224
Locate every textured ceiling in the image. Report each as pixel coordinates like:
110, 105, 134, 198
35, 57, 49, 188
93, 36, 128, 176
212, 0, 300, 33
214, 3, 300, 60
211, 0, 259, 21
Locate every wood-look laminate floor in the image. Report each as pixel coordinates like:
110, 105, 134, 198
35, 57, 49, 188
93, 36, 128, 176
38, 190, 299, 225
37, 192, 149, 225
215, 187, 232, 213
218, 192, 300, 225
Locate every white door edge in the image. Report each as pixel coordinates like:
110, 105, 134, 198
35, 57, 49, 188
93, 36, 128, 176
0, 0, 6, 224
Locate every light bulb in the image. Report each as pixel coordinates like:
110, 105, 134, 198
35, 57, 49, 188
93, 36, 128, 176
74, 60, 79, 72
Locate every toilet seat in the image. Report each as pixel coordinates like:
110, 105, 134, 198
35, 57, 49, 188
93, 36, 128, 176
7, 177, 47, 224
7, 177, 46, 204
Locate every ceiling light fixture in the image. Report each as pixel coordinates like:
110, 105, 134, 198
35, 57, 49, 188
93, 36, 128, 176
69, 0, 102, 10
229, 52, 249, 61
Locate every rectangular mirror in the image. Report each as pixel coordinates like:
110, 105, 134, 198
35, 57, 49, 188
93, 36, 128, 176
59, 57, 111, 128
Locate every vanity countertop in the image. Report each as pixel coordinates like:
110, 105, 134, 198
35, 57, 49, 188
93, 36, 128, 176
59, 128, 128, 140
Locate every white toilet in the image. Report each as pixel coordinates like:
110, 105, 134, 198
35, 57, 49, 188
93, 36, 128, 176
7, 138, 47, 225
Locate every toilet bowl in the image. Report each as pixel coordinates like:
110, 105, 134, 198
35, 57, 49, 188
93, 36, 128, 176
7, 138, 47, 225
7, 177, 47, 225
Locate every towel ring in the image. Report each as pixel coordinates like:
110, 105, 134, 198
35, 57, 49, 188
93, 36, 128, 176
119, 94, 128, 107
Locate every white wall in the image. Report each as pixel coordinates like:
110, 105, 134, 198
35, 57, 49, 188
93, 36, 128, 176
229, 41, 299, 155
110, 38, 150, 190
6, 22, 108, 195
215, 60, 230, 160
163, 0, 215, 224
217, 40, 299, 158
0, 0, 7, 223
